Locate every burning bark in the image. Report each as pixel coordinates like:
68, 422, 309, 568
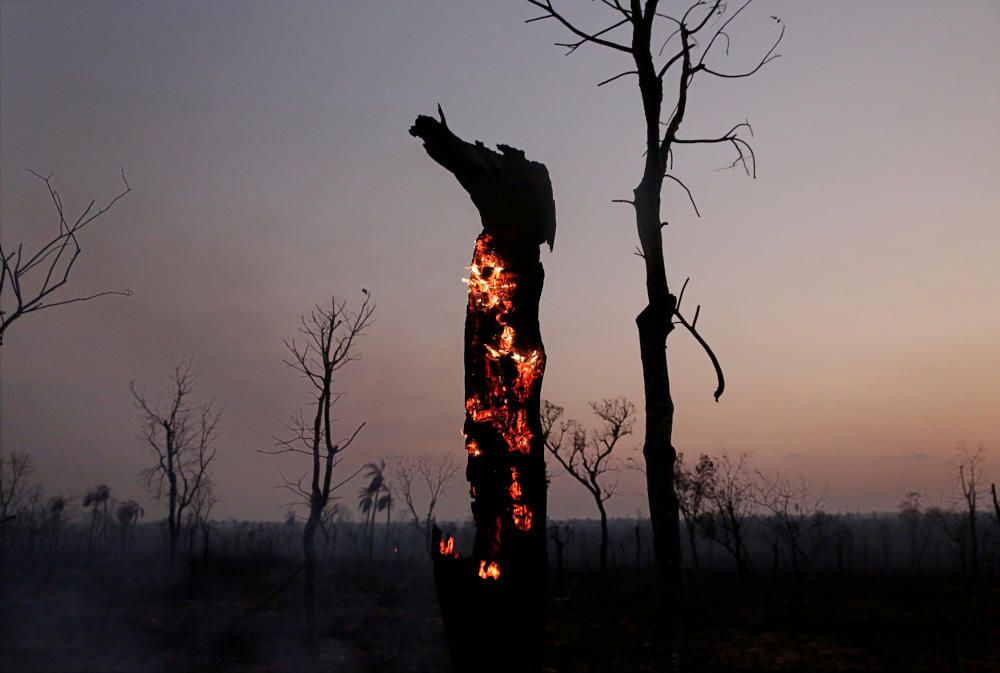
411, 108, 555, 673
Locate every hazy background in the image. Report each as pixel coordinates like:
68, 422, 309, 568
1, 0, 997, 522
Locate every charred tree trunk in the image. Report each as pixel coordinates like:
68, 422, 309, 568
411, 109, 555, 673
303, 511, 319, 644
597, 500, 609, 580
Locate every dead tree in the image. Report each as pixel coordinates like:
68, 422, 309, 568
262, 293, 374, 645
753, 471, 826, 591
675, 452, 717, 569
392, 454, 461, 552
542, 397, 635, 580
410, 109, 555, 673
702, 452, 755, 580
523, 2, 782, 664
953, 443, 986, 579
131, 361, 220, 561
0, 170, 131, 345
0, 453, 35, 523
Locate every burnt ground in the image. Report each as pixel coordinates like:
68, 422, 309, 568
2, 551, 999, 672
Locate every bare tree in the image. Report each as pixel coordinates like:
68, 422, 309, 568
130, 361, 220, 561
0, 170, 131, 345
702, 452, 755, 581
263, 292, 374, 645
0, 452, 35, 524
522, 2, 782, 662
953, 443, 986, 579
392, 454, 460, 552
753, 471, 826, 588
675, 452, 717, 569
541, 397, 635, 580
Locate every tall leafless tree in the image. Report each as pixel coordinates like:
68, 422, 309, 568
263, 292, 374, 644
0, 170, 131, 346
541, 397, 635, 580
392, 454, 461, 553
523, 2, 782, 663
130, 361, 220, 561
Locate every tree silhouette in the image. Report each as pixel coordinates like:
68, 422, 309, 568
702, 452, 755, 580
357, 459, 389, 562
952, 442, 986, 579
83, 484, 111, 552
897, 491, 928, 572
0, 170, 131, 346
115, 499, 143, 554
130, 361, 220, 561
392, 454, 461, 553
0, 452, 34, 524
523, 2, 782, 664
263, 292, 374, 644
541, 397, 635, 580
675, 453, 717, 569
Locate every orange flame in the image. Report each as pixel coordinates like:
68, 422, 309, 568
513, 503, 533, 532
439, 535, 459, 559
478, 560, 501, 580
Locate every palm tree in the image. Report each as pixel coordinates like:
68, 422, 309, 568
357, 460, 386, 561
116, 499, 143, 553
378, 489, 393, 559
83, 484, 111, 551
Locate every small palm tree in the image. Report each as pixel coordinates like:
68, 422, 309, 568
83, 484, 111, 551
357, 460, 386, 561
378, 489, 393, 559
115, 500, 143, 553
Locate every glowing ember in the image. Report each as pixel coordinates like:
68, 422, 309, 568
508, 467, 523, 500
463, 232, 543, 581
478, 560, 501, 581
463, 234, 545, 457
512, 503, 533, 532
439, 535, 459, 559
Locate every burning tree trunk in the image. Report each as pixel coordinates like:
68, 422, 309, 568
410, 108, 555, 673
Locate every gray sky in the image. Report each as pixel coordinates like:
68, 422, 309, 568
2, 0, 998, 521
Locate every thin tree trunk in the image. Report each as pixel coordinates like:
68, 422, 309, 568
598, 501, 609, 580
303, 511, 319, 644
412, 111, 553, 673
992, 484, 1000, 527
685, 518, 699, 569
385, 505, 391, 560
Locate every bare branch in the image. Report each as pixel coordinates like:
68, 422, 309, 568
673, 302, 725, 401
525, 0, 633, 54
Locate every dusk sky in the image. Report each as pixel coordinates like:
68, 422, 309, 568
2, 0, 997, 522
